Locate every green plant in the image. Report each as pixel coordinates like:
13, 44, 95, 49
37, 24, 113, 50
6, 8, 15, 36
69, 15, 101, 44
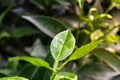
0, 0, 120, 80
4, 30, 102, 80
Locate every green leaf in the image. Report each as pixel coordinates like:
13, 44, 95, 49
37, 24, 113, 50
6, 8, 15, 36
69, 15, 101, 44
22, 16, 66, 37
68, 40, 102, 61
54, 72, 77, 80
92, 48, 120, 72
50, 30, 75, 61
9, 57, 53, 71
18, 53, 54, 80
0, 76, 28, 80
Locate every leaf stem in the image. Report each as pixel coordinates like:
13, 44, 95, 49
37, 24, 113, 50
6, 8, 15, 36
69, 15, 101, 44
50, 60, 58, 80
53, 60, 58, 70
58, 60, 69, 71
50, 59, 70, 80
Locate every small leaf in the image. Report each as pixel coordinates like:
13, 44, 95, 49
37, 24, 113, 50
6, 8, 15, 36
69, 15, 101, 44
22, 16, 66, 37
9, 57, 53, 71
68, 39, 102, 61
54, 72, 77, 80
0, 76, 28, 80
92, 48, 120, 72
50, 30, 75, 61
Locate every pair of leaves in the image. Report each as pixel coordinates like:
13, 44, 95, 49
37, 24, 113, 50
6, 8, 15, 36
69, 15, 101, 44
50, 30, 102, 62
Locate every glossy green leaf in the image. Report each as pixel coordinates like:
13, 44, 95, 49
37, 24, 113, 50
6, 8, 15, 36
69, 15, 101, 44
68, 40, 102, 61
50, 30, 75, 61
0, 76, 28, 80
22, 16, 66, 37
54, 72, 77, 80
18, 53, 54, 80
9, 57, 53, 71
92, 48, 120, 72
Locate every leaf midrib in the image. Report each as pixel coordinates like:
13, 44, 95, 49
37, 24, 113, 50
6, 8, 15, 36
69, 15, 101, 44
56, 31, 69, 61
